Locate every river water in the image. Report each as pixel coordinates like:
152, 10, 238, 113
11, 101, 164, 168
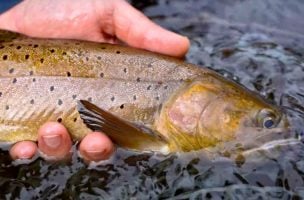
1, 0, 304, 199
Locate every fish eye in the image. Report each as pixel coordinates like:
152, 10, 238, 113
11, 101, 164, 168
257, 109, 279, 129
263, 117, 275, 129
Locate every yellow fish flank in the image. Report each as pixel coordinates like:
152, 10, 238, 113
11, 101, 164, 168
0, 30, 288, 153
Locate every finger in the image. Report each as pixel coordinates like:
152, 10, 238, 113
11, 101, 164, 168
9, 141, 37, 160
112, 0, 190, 57
79, 132, 114, 162
37, 122, 72, 161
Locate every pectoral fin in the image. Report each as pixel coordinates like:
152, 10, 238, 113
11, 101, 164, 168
77, 100, 169, 153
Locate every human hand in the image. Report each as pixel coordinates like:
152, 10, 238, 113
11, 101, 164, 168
0, 0, 190, 163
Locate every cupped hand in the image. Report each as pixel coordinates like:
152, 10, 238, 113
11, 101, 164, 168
0, 0, 190, 162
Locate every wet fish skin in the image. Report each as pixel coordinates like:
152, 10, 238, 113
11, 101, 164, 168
0, 30, 288, 152
0, 30, 200, 144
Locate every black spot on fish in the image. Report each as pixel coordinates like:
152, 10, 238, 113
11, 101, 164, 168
16, 46, 21, 50
147, 85, 152, 90
12, 78, 17, 83
50, 49, 55, 53
25, 54, 30, 60
62, 52, 67, 56
50, 86, 54, 91
29, 71, 33, 76
0, 46, 4, 49
123, 68, 127, 73
136, 77, 140, 82
116, 51, 121, 54
30, 99, 34, 104
86, 57, 89, 61
2, 55, 7, 60
120, 104, 124, 109
73, 118, 77, 122
67, 72, 71, 77
100, 72, 104, 78
133, 95, 137, 100
58, 99, 63, 106
0, 92, 2, 97
5, 105, 9, 110
155, 96, 160, 101
111, 96, 115, 102
88, 97, 92, 102
148, 63, 153, 68
40, 58, 44, 63
32, 78, 36, 82
33, 44, 39, 48
101, 47, 106, 50
9, 68, 14, 74
97, 56, 101, 60
57, 118, 62, 123
164, 85, 168, 89
72, 95, 77, 99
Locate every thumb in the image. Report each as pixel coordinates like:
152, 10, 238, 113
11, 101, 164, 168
112, 0, 189, 57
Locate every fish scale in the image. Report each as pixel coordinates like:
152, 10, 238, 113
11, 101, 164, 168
0, 74, 181, 142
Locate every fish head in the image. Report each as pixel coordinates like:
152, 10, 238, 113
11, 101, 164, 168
159, 74, 289, 152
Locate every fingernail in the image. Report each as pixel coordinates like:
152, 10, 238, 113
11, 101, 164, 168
42, 134, 62, 148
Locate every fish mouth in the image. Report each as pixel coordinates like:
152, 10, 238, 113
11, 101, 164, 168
234, 125, 291, 151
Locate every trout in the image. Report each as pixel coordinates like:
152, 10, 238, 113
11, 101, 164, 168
0, 30, 288, 153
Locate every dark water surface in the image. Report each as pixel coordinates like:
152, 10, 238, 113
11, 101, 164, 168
1, 0, 304, 199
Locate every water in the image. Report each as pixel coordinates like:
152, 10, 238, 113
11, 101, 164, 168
1, 0, 304, 199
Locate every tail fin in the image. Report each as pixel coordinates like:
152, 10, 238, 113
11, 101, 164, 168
77, 100, 169, 153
